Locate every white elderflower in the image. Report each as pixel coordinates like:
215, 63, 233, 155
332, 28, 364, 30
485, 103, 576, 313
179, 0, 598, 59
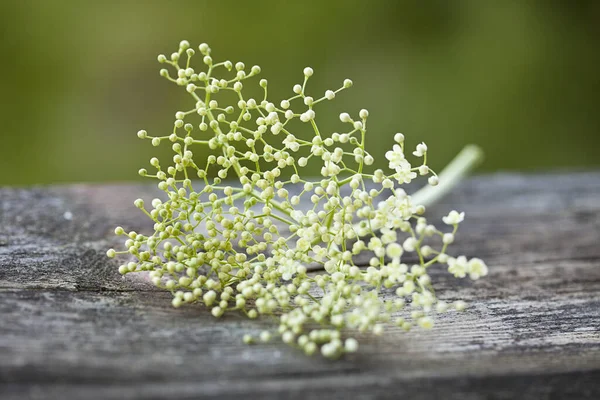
448, 256, 468, 278
112, 40, 487, 360
442, 210, 465, 225
385, 144, 405, 170
339, 112, 352, 123
386, 243, 403, 260
412, 142, 428, 157
394, 163, 417, 184
279, 259, 301, 281
467, 258, 488, 280
402, 237, 417, 252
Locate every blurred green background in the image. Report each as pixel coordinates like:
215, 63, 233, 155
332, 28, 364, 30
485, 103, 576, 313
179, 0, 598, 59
1, 0, 599, 185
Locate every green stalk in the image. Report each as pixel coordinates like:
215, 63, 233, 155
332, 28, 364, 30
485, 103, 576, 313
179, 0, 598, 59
411, 145, 483, 208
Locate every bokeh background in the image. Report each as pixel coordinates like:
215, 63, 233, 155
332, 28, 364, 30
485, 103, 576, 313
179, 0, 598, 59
1, 0, 599, 186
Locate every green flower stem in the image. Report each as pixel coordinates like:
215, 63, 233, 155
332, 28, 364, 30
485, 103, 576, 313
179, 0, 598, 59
410, 145, 483, 208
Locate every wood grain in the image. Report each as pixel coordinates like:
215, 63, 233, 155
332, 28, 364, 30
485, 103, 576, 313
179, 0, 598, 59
1, 172, 599, 399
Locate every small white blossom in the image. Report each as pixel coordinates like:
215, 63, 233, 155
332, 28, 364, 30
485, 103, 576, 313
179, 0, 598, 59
448, 256, 468, 278
385, 144, 405, 170
386, 243, 403, 260
403, 237, 417, 252
442, 233, 454, 244
413, 142, 428, 157
454, 301, 467, 311
467, 258, 488, 280
443, 210, 465, 225
339, 112, 352, 123
394, 165, 417, 184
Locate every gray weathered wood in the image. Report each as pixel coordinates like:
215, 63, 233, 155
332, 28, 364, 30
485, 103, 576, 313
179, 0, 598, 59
1, 172, 599, 399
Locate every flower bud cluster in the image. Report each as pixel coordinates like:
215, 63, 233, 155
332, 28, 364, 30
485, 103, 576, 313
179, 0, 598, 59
109, 41, 487, 358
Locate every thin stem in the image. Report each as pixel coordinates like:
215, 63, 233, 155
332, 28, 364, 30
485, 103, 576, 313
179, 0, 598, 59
411, 145, 483, 208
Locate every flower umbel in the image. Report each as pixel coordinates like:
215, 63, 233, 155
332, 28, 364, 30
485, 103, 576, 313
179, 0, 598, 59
107, 41, 487, 359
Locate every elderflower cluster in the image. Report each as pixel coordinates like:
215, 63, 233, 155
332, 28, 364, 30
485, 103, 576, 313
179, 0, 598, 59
108, 40, 488, 359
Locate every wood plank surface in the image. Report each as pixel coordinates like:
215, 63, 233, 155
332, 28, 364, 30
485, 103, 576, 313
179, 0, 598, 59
1, 171, 599, 399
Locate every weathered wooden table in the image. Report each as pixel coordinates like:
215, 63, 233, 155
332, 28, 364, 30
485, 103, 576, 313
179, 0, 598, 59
1, 172, 599, 399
